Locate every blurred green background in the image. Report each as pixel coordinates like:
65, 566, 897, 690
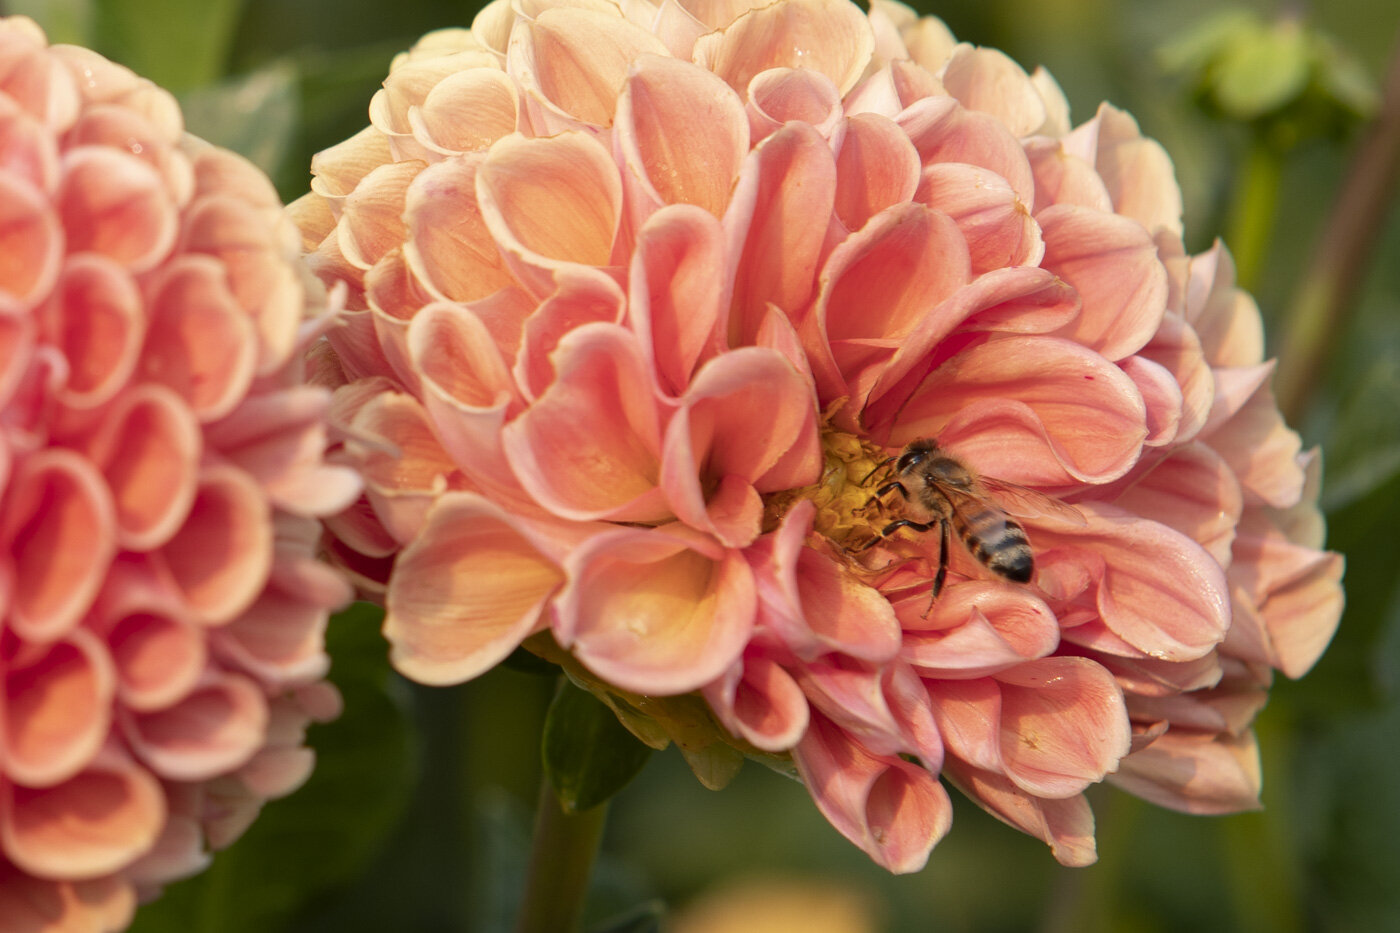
8, 0, 1398, 929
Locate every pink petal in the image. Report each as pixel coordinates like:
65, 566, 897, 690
153, 464, 273, 626
661, 347, 819, 545
897, 95, 1035, 207
0, 92, 61, 195
337, 159, 424, 272
1111, 443, 1242, 567
345, 390, 460, 544
3, 449, 115, 641
555, 525, 756, 695
916, 161, 1042, 274
890, 335, 1148, 486
1039, 203, 1166, 361
384, 492, 566, 685
746, 67, 843, 142
517, 269, 625, 398
0, 869, 136, 933
792, 656, 904, 756
746, 501, 903, 662
943, 756, 1099, 866
57, 146, 175, 272
1135, 309, 1214, 445
84, 385, 200, 550
476, 131, 623, 298
50, 253, 145, 410
724, 120, 835, 346
1119, 354, 1183, 448
941, 46, 1047, 138
1023, 137, 1113, 215
309, 125, 394, 206
1185, 241, 1263, 367
0, 171, 61, 312
702, 651, 809, 751
902, 581, 1060, 678
3, 629, 115, 787
122, 673, 269, 781
1204, 378, 1304, 509
139, 255, 257, 422
1036, 503, 1230, 663
414, 67, 521, 154
1, 742, 165, 880
692, 0, 875, 97
832, 112, 920, 234
616, 54, 748, 222
403, 154, 516, 303
791, 712, 952, 874
1109, 729, 1261, 814
504, 323, 672, 522
106, 609, 206, 712
508, 7, 670, 129
1071, 103, 1183, 239
627, 204, 728, 396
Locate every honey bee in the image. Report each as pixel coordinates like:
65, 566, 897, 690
858, 438, 1084, 597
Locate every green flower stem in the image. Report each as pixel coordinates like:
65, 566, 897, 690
1276, 31, 1400, 422
1224, 133, 1284, 294
514, 777, 609, 933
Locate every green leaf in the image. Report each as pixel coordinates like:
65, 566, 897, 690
587, 900, 666, 933
543, 680, 653, 814
129, 602, 415, 933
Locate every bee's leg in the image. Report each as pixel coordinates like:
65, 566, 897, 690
874, 480, 909, 500
858, 456, 898, 487
854, 518, 934, 552
931, 518, 951, 598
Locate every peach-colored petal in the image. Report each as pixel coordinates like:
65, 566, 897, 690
1023, 137, 1113, 215
3, 448, 115, 641
1136, 310, 1214, 445
693, 0, 875, 98
1205, 378, 1304, 509
791, 712, 952, 874
746, 66, 843, 142
890, 336, 1148, 486
626, 204, 728, 396
1038, 503, 1230, 663
2, 743, 165, 880
516, 269, 624, 398
1185, 241, 1263, 367
413, 67, 520, 154
153, 464, 273, 626
476, 131, 623, 297
0, 170, 61, 311
1110, 729, 1261, 814
50, 253, 144, 410
555, 524, 756, 694
509, 7, 670, 130
941, 45, 1046, 139
57, 146, 175, 272
902, 581, 1060, 678
337, 160, 425, 272
344, 390, 459, 544
139, 255, 257, 421
384, 492, 566, 685
0, 867, 136, 933
1070, 103, 1183, 239
213, 589, 330, 687
661, 347, 819, 545
122, 673, 269, 782
897, 95, 1034, 206
504, 323, 671, 522
616, 54, 748, 222
943, 756, 1098, 866
1111, 443, 1242, 567
915, 161, 1042, 274
83, 385, 200, 550
1039, 203, 1166, 361
106, 610, 207, 712
702, 651, 809, 751
1119, 355, 1183, 448
832, 112, 920, 234
3, 630, 115, 787
402, 154, 515, 304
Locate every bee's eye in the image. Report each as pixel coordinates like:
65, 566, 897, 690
896, 452, 920, 471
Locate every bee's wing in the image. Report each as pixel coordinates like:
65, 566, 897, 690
977, 477, 1087, 526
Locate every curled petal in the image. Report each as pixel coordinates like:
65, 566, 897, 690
1110, 729, 1262, 815
517, 270, 624, 398
702, 651, 809, 751
791, 712, 952, 874
404, 154, 515, 303
747, 67, 843, 142
50, 253, 145, 410
902, 581, 1060, 678
3, 629, 115, 787
106, 609, 207, 712
3, 449, 115, 641
1, 743, 165, 881
57, 146, 175, 272
693, 0, 875, 97
556, 525, 756, 695
384, 492, 567, 685
345, 390, 459, 544
122, 673, 269, 782
504, 323, 671, 522
414, 67, 520, 154
1070, 103, 1183, 239
897, 95, 1034, 207
916, 161, 1042, 274
944, 756, 1099, 866
617, 54, 748, 221
1111, 443, 1242, 568
832, 112, 920, 234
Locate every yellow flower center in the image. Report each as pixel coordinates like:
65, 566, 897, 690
763, 428, 893, 549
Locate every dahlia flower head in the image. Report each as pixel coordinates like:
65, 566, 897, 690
298, 0, 1344, 872
0, 17, 359, 929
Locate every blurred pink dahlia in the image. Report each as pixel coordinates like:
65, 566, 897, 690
0, 16, 359, 929
298, 0, 1343, 872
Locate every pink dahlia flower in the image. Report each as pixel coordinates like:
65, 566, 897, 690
298, 0, 1343, 872
0, 16, 360, 929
